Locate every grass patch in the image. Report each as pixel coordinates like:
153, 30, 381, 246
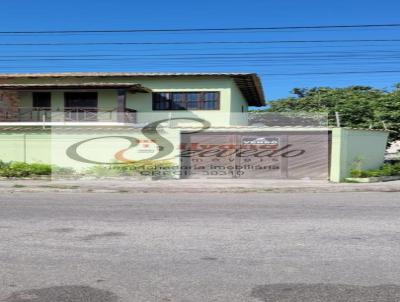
84, 160, 176, 179
350, 162, 400, 178
38, 185, 80, 189
344, 179, 362, 183
12, 184, 27, 188
0, 161, 75, 178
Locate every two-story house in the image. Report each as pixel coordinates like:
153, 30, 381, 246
0, 72, 389, 181
0, 72, 264, 126
0, 72, 271, 178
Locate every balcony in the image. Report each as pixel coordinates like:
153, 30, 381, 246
0, 82, 152, 125
0, 107, 137, 124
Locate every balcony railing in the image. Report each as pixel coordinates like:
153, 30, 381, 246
0, 107, 137, 123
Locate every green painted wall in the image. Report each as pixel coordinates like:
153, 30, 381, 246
0, 128, 181, 173
229, 80, 248, 125
0, 127, 390, 182
0, 132, 52, 163
126, 77, 235, 126
330, 128, 389, 182
50, 129, 181, 171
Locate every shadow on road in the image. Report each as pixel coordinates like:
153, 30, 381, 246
3, 285, 118, 302
252, 283, 400, 301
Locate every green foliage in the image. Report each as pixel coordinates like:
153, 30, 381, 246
0, 161, 74, 178
51, 166, 76, 176
0, 161, 52, 177
85, 160, 177, 179
375, 86, 400, 142
84, 165, 120, 177
350, 162, 400, 178
350, 156, 364, 172
255, 85, 400, 142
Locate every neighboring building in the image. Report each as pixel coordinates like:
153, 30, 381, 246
0, 72, 390, 182
387, 140, 400, 155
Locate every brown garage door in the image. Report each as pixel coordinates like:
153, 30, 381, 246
181, 131, 330, 179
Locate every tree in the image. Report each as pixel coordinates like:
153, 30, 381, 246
375, 86, 400, 141
252, 85, 399, 141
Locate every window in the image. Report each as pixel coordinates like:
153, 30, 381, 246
64, 92, 98, 122
64, 92, 98, 108
152, 92, 220, 110
33, 92, 51, 108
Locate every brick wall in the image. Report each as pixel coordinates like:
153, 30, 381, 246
0, 91, 20, 121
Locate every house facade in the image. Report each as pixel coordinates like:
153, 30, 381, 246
0, 72, 264, 127
0, 72, 389, 181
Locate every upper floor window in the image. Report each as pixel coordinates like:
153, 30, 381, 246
33, 92, 51, 108
152, 92, 220, 110
64, 92, 98, 108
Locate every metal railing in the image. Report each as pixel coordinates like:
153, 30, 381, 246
0, 107, 137, 123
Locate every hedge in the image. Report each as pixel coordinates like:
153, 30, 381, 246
350, 162, 400, 178
0, 161, 74, 178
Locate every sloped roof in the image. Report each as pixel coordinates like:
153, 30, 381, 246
0, 83, 151, 92
0, 72, 265, 106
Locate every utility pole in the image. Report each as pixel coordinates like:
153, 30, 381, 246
382, 120, 388, 131
335, 111, 341, 127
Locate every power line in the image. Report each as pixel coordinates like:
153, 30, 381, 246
0, 67, 398, 77
1, 39, 400, 47
3, 43, 399, 52
0, 24, 399, 81
261, 70, 400, 76
2, 49, 400, 58
1, 23, 400, 34
0, 53, 400, 65
0, 53, 399, 64
1, 56, 400, 63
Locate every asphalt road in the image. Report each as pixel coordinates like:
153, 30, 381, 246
1, 192, 400, 302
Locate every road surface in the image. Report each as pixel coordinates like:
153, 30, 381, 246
1, 192, 400, 301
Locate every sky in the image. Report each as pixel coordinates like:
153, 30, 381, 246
0, 0, 400, 100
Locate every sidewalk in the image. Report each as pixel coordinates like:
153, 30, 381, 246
1, 178, 400, 193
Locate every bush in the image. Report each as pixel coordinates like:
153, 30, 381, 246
51, 166, 76, 176
350, 162, 400, 178
85, 160, 177, 179
0, 161, 74, 178
349, 169, 368, 178
0, 162, 51, 177
84, 165, 120, 177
